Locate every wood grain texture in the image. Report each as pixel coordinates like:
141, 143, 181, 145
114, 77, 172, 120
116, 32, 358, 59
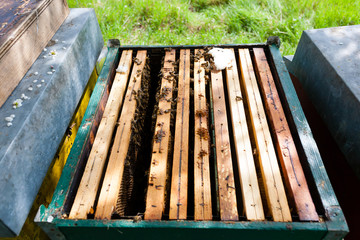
0, 0, 69, 107
193, 49, 212, 221
145, 49, 176, 220
169, 49, 190, 220
69, 50, 133, 219
253, 48, 318, 221
238, 48, 291, 222
268, 45, 347, 239
211, 69, 239, 221
94, 50, 148, 219
224, 49, 264, 221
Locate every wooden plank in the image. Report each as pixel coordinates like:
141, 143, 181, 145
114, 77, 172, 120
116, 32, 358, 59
94, 50, 148, 219
193, 49, 212, 221
268, 44, 347, 238
169, 49, 191, 220
43, 46, 120, 216
224, 49, 264, 221
210, 69, 239, 221
253, 48, 318, 221
69, 50, 133, 219
144, 49, 176, 220
0, 0, 69, 107
238, 48, 291, 222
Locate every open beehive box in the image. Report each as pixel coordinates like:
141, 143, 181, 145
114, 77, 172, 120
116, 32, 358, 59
36, 41, 348, 240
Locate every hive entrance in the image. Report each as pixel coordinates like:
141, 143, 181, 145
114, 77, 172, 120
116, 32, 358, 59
66, 46, 319, 222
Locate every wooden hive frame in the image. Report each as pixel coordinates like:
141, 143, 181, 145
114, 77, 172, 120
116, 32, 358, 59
36, 42, 348, 240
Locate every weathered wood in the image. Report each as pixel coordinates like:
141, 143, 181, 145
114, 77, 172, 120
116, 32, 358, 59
238, 48, 291, 222
253, 48, 318, 221
169, 49, 190, 220
224, 49, 264, 221
268, 44, 348, 239
69, 50, 133, 219
0, 0, 69, 107
145, 49, 176, 220
211, 69, 239, 221
94, 50, 148, 219
193, 49, 212, 221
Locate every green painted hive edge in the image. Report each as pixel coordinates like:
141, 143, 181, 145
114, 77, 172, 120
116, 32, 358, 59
35, 44, 120, 223
45, 218, 328, 240
268, 44, 349, 240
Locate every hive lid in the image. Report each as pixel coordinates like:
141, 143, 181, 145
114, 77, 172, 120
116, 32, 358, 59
0, 8, 103, 237
0, 0, 69, 108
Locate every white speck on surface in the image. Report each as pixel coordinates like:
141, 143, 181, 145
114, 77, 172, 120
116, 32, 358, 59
49, 50, 57, 56
21, 93, 30, 100
43, 55, 47, 59
12, 106, 16, 109
37, 84, 42, 88
208, 48, 234, 70
54, 39, 59, 43
13, 99, 23, 108
43, 48, 47, 52
62, 41, 66, 44
7, 122, 12, 127
52, 69, 56, 72
47, 72, 53, 75
47, 216, 54, 223
62, 47, 66, 50
339, 42, 344, 45
28, 87, 33, 91
5, 117, 13, 122
33, 80, 38, 83
41, 79, 45, 83
116, 65, 128, 74
10, 114, 15, 118
34, 72, 39, 75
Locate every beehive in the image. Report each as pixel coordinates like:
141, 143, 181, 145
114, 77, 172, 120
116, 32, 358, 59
36, 41, 348, 240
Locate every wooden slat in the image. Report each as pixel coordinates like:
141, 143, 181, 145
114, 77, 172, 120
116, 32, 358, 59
169, 49, 190, 220
211, 68, 239, 221
238, 48, 291, 222
224, 49, 265, 221
94, 50, 148, 219
69, 50, 133, 219
268, 45, 347, 239
193, 49, 212, 221
144, 49, 176, 220
253, 48, 319, 221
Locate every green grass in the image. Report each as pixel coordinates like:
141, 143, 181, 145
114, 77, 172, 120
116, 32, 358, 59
68, 0, 359, 55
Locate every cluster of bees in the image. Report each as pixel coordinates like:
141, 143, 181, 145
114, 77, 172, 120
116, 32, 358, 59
121, 47, 218, 219
115, 57, 151, 217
